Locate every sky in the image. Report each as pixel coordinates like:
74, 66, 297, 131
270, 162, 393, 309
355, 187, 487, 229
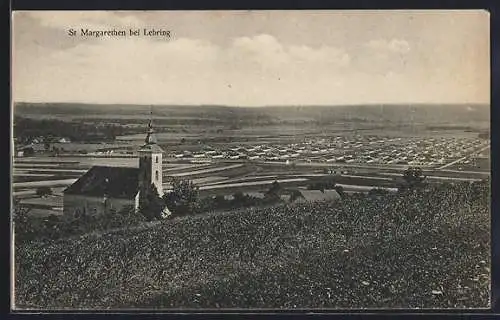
12, 10, 490, 106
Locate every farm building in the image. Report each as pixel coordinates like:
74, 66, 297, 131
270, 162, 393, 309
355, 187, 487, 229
291, 189, 342, 203
63, 119, 170, 218
16, 143, 47, 157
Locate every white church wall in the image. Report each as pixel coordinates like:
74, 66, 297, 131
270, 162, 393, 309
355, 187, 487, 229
134, 192, 140, 212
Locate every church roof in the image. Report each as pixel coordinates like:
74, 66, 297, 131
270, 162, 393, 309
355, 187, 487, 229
138, 143, 164, 153
138, 117, 164, 153
63, 166, 140, 199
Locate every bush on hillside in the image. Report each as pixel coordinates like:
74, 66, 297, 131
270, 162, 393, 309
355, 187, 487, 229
139, 183, 165, 220
264, 180, 282, 203
307, 177, 337, 192
399, 166, 427, 191
163, 178, 200, 216
14, 205, 148, 243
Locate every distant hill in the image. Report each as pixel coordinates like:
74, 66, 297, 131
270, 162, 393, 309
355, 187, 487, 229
13, 102, 490, 126
264, 104, 490, 124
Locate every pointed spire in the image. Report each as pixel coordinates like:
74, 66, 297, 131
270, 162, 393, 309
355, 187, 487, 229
145, 106, 157, 145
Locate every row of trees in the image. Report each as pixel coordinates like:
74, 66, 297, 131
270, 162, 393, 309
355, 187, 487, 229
139, 179, 287, 220
306, 167, 427, 195
14, 116, 130, 143
142, 165, 429, 220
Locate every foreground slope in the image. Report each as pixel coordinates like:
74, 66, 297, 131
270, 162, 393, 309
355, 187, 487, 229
14, 181, 490, 309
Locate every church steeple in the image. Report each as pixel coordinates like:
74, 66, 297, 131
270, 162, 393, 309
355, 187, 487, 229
145, 109, 157, 145
138, 107, 164, 198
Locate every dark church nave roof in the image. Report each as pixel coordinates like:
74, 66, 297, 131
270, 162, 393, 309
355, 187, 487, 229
63, 166, 140, 199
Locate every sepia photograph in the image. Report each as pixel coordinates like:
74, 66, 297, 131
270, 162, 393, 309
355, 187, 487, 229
11, 10, 490, 310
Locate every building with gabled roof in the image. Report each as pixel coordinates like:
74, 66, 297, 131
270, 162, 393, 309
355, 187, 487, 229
291, 189, 342, 203
63, 116, 170, 218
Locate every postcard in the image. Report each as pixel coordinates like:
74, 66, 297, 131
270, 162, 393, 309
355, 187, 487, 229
11, 10, 490, 310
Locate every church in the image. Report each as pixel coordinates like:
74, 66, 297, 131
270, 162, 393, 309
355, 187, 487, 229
63, 119, 170, 218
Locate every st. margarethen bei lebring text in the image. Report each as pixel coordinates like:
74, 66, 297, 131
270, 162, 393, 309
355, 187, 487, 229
68, 28, 172, 39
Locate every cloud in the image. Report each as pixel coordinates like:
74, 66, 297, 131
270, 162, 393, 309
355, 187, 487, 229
13, 11, 488, 106
366, 38, 411, 54
13, 33, 355, 105
23, 11, 145, 31
232, 34, 288, 66
229, 34, 350, 72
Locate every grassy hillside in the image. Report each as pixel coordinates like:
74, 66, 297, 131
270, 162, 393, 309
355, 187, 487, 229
14, 181, 490, 310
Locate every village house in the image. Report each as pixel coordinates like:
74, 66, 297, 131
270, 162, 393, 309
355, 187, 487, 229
290, 189, 342, 203
63, 119, 169, 218
16, 143, 47, 157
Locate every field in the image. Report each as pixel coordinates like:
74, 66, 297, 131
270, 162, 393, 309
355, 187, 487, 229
13, 139, 490, 218
14, 153, 489, 218
11, 102, 491, 309
14, 181, 490, 309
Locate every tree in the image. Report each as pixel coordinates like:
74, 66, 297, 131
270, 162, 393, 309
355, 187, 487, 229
214, 194, 227, 207
264, 180, 281, 202
51, 146, 59, 156
163, 178, 199, 216
197, 196, 217, 213
36, 186, 52, 197
308, 177, 336, 192
139, 183, 165, 220
334, 185, 345, 198
290, 189, 303, 202
232, 191, 247, 206
401, 167, 427, 191
12, 199, 35, 242
23, 147, 35, 157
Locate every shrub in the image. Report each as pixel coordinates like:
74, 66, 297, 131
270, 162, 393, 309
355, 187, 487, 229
400, 166, 427, 191
139, 183, 165, 220
307, 177, 337, 191
163, 178, 200, 216
264, 180, 281, 202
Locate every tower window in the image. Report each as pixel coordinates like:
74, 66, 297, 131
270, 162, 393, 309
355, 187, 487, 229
155, 170, 159, 181
156, 156, 159, 163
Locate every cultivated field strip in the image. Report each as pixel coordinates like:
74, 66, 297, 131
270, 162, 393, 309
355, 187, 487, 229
12, 173, 55, 177
378, 172, 484, 182
14, 168, 89, 173
198, 178, 309, 190
163, 163, 212, 172
189, 176, 228, 185
169, 164, 244, 177
14, 179, 78, 189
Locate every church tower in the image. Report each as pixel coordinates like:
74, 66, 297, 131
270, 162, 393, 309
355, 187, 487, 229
138, 113, 164, 198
